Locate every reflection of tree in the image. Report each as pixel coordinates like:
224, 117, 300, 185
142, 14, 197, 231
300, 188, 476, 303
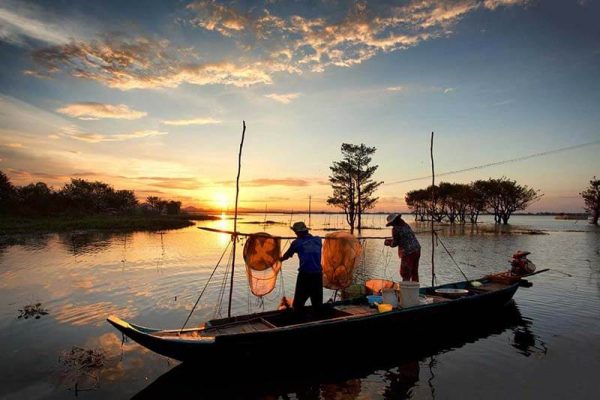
58, 231, 133, 256
0, 235, 51, 261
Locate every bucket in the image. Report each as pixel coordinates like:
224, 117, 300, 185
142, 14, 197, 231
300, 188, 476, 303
382, 288, 399, 308
399, 281, 420, 307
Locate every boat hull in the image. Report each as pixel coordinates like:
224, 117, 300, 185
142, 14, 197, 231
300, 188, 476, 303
108, 280, 520, 362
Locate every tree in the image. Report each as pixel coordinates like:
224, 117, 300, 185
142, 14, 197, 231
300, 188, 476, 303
145, 196, 163, 214
327, 158, 356, 232
405, 188, 429, 221
60, 179, 116, 213
466, 181, 487, 223
494, 178, 541, 224
580, 176, 600, 225
110, 190, 138, 212
17, 182, 55, 215
0, 170, 16, 213
166, 200, 182, 215
327, 143, 383, 233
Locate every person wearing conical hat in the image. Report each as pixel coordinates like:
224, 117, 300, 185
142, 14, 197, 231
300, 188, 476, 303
510, 250, 536, 275
384, 213, 421, 282
280, 221, 323, 312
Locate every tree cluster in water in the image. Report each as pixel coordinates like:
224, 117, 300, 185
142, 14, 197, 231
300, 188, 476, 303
579, 176, 599, 225
405, 178, 541, 225
0, 170, 181, 217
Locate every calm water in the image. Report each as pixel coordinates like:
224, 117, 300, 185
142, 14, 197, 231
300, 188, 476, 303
0, 214, 599, 399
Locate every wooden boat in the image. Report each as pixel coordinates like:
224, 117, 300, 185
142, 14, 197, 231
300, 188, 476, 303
107, 277, 522, 362
107, 130, 545, 363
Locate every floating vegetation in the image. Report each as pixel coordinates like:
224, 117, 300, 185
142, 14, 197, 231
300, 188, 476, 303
17, 303, 48, 319
59, 346, 106, 393
239, 220, 285, 225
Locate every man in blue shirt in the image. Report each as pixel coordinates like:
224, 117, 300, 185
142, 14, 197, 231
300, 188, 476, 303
280, 221, 323, 311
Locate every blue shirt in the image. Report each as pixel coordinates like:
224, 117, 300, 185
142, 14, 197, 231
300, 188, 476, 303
282, 235, 322, 273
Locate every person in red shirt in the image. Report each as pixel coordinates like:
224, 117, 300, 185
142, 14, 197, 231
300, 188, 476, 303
384, 213, 421, 282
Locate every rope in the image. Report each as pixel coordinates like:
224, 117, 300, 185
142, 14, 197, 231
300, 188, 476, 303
433, 231, 469, 282
180, 240, 232, 333
215, 245, 233, 318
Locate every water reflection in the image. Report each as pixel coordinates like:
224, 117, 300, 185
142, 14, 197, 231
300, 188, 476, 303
132, 304, 529, 399
58, 231, 134, 256
512, 316, 547, 357
1, 215, 599, 399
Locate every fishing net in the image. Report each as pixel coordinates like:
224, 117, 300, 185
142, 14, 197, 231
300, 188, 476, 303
243, 233, 282, 297
321, 231, 362, 290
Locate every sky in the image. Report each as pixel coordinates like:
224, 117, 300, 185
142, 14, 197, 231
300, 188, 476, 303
0, 0, 598, 213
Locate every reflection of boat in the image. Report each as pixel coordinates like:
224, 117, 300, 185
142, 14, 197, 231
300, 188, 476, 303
107, 278, 521, 362
131, 303, 528, 399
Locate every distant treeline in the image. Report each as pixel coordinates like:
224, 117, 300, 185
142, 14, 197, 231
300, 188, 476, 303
0, 170, 181, 217
405, 178, 541, 225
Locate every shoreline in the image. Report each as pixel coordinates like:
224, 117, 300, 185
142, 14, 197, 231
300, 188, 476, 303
0, 214, 220, 235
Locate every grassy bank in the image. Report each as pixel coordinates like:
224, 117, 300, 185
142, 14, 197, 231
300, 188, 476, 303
0, 213, 220, 235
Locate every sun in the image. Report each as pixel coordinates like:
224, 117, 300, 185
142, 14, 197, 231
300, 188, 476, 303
212, 192, 229, 211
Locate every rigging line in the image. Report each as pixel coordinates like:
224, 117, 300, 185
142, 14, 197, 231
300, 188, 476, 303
216, 241, 234, 318
180, 240, 232, 333
385, 139, 600, 186
433, 231, 469, 282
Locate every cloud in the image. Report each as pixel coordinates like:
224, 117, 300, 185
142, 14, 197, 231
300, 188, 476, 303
26, 1, 529, 90
0, 3, 70, 45
57, 102, 147, 120
483, 0, 530, 10
30, 36, 289, 90
63, 129, 167, 143
386, 86, 404, 92
3, 143, 24, 148
186, 0, 248, 36
161, 117, 221, 126
185, 0, 529, 74
133, 176, 201, 190
218, 178, 328, 187
264, 92, 300, 104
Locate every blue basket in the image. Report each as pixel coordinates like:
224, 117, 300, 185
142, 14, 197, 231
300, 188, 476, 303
366, 295, 383, 306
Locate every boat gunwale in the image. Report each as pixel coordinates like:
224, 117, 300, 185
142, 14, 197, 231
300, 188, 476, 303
109, 279, 519, 342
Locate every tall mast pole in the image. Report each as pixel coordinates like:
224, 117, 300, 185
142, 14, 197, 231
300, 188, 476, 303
228, 121, 246, 318
430, 131, 436, 288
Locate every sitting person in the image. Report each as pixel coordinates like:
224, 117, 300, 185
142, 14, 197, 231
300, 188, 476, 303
510, 250, 536, 275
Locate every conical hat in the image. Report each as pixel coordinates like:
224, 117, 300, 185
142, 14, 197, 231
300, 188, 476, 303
513, 250, 531, 258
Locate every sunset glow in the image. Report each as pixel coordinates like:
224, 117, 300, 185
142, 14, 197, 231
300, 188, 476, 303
0, 1, 598, 212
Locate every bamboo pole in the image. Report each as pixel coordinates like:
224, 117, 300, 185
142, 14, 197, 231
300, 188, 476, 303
199, 226, 441, 239
430, 131, 436, 287
228, 121, 246, 318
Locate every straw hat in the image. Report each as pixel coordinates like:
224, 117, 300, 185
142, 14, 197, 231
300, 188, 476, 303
386, 213, 402, 226
513, 250, 531, 258
291, 221, 309, 232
